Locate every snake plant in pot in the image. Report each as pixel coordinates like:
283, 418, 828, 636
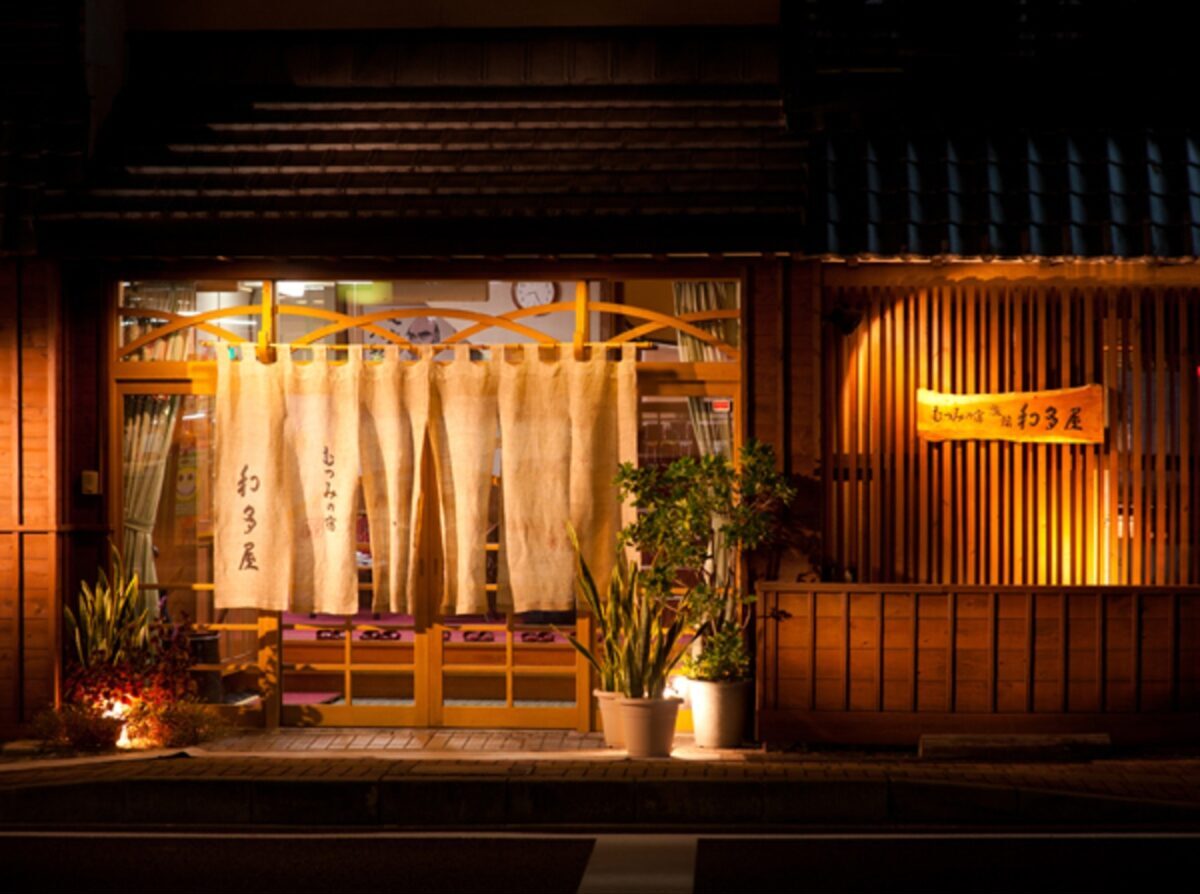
563, 525, 633, 747
564, 525, 690, 756
613, 566, 690, 758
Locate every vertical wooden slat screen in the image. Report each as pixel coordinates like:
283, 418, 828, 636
823, 281, 1200, 587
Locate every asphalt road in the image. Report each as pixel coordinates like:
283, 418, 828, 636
2, 830, 1197, 893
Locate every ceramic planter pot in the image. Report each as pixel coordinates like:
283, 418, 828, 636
618, 696, 682, 758
688, 679, 750, 748
594, 689, 625, 748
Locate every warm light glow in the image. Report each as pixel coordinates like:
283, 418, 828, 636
100, 699, 134, 749
665, 675, 690, 701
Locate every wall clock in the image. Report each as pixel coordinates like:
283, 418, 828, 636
511, 281, 559, 309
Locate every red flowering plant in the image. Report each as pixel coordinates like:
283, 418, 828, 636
47, 544, 204, 751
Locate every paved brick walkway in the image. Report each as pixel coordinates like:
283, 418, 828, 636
2, 727, 1199, 809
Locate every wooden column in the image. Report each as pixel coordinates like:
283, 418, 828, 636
0, 258, 64, 733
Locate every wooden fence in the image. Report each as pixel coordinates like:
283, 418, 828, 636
756, 582, 1200, 745
822, 281, 1200, 586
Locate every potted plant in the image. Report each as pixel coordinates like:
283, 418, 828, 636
563, 525, 633, 748
615, 440, 794, 749
613, 565, 690, 758
564, 527, 690, 756
43, 543, 221, 752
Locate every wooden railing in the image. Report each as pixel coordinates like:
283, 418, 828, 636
755, 581, 1200, 744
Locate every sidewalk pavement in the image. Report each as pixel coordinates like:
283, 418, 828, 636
2, 728, 1199, 829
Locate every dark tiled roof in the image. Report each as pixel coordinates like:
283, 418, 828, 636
39, 85, 807, 258
813, 129, 1200, 258
0, 5, 86, 255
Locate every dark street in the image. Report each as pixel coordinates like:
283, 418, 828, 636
3, 830, 1198, 893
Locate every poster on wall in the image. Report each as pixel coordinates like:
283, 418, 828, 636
916, 384, 1105, 444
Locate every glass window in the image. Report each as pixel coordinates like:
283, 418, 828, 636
119, 281, 262, 361
612, 279, 740, 362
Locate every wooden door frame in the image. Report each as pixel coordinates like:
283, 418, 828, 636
106, 269, 749, 731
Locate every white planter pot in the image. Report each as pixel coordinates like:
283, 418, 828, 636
594, 689, 624, 748
688, 679, 750, 748
618, 697, 682, 758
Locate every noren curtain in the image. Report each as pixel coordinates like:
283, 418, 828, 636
428, 347, 500, 615
214, 349, 292, 611
214, 346, 636, 615
497, 346, 637, 612
281, 348, 361, 615
360, 347, 431, 613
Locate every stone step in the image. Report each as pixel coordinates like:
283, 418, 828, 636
918, 733, 1112, 762
4, 769, 1198, 829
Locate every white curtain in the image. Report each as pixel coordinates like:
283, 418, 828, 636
214, 348, 293, 611
360, 348, 431, 613
281, 348, 361, 616
214, 344, 636, 616
498, 346, 637, 612
428, 347, 500, 615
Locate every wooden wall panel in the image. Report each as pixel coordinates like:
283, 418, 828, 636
0, 259, 62, 731
744, 259, 826, 582
758, 582, 1200, 745
0, 535, 17, 719
18, 263, 56, 528
822, 277, 1200, 587
0, 263, 16, 528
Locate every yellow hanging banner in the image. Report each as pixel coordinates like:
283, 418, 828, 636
916, 384, 1105, 444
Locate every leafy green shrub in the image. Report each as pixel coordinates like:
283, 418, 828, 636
615, 440, 794, 682
51, 542, 203, 750
680, 626, 751, 682
65, 543, 153, 671
31, 703, 123, 753
127, 699, 228, 748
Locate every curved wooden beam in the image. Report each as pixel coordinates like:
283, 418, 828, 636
294, 306, 558, 346
117, 306, 251, 359
279, 305, 413, 347
443, 300, 576, 344
118, 302, 740, 359
607, 309, 742, 348
587, 302, 739, 359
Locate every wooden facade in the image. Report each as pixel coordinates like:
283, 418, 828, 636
753, 261, 1200, 745
756, 583, 1200, 745
0, 261, 60, 734
821, 268, 1199, 587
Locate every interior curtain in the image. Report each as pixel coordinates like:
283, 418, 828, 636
214, 348, 293, 611
281, 348, 362, 615
673, 281, 738, 459
498, 346, 637, 613
122, 394, 180, 613
429, 346, 500, 615
121, 286, 195, 613
360, 347, 431, 613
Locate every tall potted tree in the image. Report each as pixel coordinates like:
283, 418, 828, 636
616, 440, 794, 749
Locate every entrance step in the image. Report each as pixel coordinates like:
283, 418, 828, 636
918, 733, 1112, 761
4, 752, 1198, 829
